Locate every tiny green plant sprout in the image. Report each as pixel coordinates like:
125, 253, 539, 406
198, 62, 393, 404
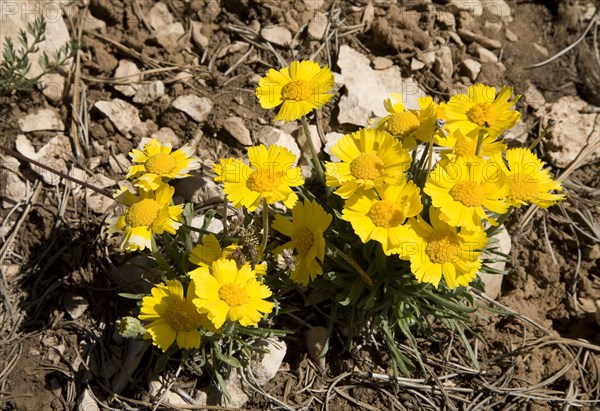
107, 60, 565, 397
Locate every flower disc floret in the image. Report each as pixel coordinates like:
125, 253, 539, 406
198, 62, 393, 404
449, 181, 485, 207
145, 153, 177, 175
369, 200, 405, 228
385, 111, 420, 136
281, 80, 311, 101
425, 231, 461, 263
466, 102, 496, 127
125, 199, 161, 227
292, 227, 314, 257
246, 169, 283, 192
219, 284, 248, 307
350, 153, 384, 180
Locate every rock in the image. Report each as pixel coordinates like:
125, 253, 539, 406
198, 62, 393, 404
133, 80, 165, 104
148, 376, 188, 407
15, 134, 71, 186
544, 96, 600, 168
436, 11, 456, 30
532, 42, 549, 58
372, 56, 394, 70
524, 82, 546, 111
147, 2, 173, 31
63, 293, 89, 320
108, 153, 131, 175
307, 12, 328, 40
303, 0, 325, 10
249, 339, 287, 386
505, 27, 518, 42
0, 155, 27, 208
503, 120, 529, 144
18, 108, 65, 132
324, 132, 344, 161
94, 99, 144, 137
306, 327, 328, 369
111, 254, 163, 294
155, 23, 185, 49
479, 227, 511, 299
448, 0, 483, 17
114, 60, 141, 97
191, 21, 210, 50
76, 388, 100, 411
146, 127, 181, 148
336, 45, 426, 126
191, 215, 223, 241
484, 20, 502, 33
458, 28, 502, 49
461, 59, 481, 81
172, 95, 213, 122
481, 0, 512, 22
174, 173, 221, 204
0, 0, 71, 101
261, 26, 292, 47
433, 46, 454, 81
223, 117, 252, 146
255, 127, 301, 164
475, 46, 498, 63
410, 58, 426, 71
82, 9, 107, 33
293, 124, 322, 157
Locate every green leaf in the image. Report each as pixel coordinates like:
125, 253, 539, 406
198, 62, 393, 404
118, 293, 144, 300
154, 346, 178, 373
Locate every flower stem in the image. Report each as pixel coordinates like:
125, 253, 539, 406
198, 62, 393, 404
485, 212, 510, 237
150, 236, 173, 276
328, 244, 373, 286
474, 127, 488, 157
301, 116, 325, 184
529, 118, 555, 150
259, 198, 269, 260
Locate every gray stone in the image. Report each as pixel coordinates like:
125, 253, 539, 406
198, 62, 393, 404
434, 46, 454, 81
191, 215, 223, 241
458, 28, 502, 49
114, 60, 141, 97
448, 0, 483, 17
249, 339, 287, 386
307, 12, 328, 40
224, 116, 252, 146
191, 21, 210, 50
148, 376, 188, 407
410, 58, 426, 71
63, 293, 89, 320
372, 56, 394, 70
18, 108, 65, 132
255, 127, 301, 164
15, 134, 71, 186
293, 124, 322, 156
324, 132, 344, 162
505, 28, 518, 42
147, 2, 173, 31
479, 227, 511, 299
532, 42, 549, 58
461, 58, 481, 81
503, 120, 529, 144
524, 82, 546, 111
436, 11, 456, 30
172, 95, 213, 122
174, 173, 221, 205
94, 99, 144, 137
475, 46, 498, 63
261, 26, 292, 47
482, 0, 512, 22
133, 80, 165, 104
76, 388, 100, 411
306, 327, 328, 369
148, 127, 181, 147
0, 156, 27, 208
155, 23, 185, 49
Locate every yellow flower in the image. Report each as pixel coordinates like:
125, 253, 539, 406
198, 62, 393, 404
191, 259, 274, 328
443, 83, 521, 140
424, 156, 509, 228
256, 60, 334, 122
189, 234, 267, 276
375, 95, 443, 148
404, 209, 487, 289
342, 182, 422, 255
127, 139, 200, 191
493, 148, 565, 208
325, 128, 411, 199
271, 200, 332, 285
214, 144, 304, 212
139, 280, 211, 352
106, 183, 183, 252
436, 128, 506, 158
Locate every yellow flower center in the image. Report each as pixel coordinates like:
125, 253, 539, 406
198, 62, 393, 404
164, 299, 204, 331
450, 181, 484, 207
125, 199, 162, 227
466, 102, 496, 127
246, 168, 283, 192
145, 153, 177, 175
426, 230, 461, 263
385, 112, 420, 137
508, 173, 537, 201
350, 152, 384, 180
281, 79, 312, 101
292, 227, 314, 256
369, 200, 405, 228
219, 283, 248, 307
454, 138, 477, 157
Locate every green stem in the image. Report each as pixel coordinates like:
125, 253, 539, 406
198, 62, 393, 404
327, 244, 372, 286
301, 116, 325, 184
150, 236, 174, 276
485, 212, 510, 237
474, 127, 487, 157
529, 119, 555, 150
259, 198, 269, 260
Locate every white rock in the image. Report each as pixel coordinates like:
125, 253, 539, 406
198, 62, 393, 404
133, 80, 165, 104
0, 0, 71, 101
76, 388, 100, 411
63, 293, 89, 320
255, 126, 301, 164
307, 12, 328, 40
114, 60, 141, 97
306, 327, 328, 369
293, 124, 322, 157
372, 56, 394, 70
481, 0, 512, 22
261, 26, 292, 47
336, 45, 426, 126
94, 99, 144, 137
410, 58, 426, 71
18, 108, 64, 132
224, 117, 252, 146
324, 132, 344, 161
544, 96, 600, 168
461, 58, 481, 81
155, 23, 185, 49
15, 134, 71, 186
108, 153, 131, 175
191, 215, 223, 241
148, 377, 188, 407
434, 46, 454, 81
172, 95, 213, 122
82, 9, 106, 33
436, 11, 456, 30
147, 2, 173, 31
148, 127, 181, 147
191, 21, 210, 50
174, 173, 221, 205
503, 120, 529, 144
479, 227, 511, 299
505, 28, 518, 42
532, 42, 549, 58
524, 82, 545, 111
1, 155, 27, 208
448, 0, 483, 17
475, 46, 498, 63
458, 29, 502, 49
249, 339, 287, 386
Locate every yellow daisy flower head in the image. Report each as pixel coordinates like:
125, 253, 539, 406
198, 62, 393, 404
256, 60, 335, 122
493, 148, 565, 209
436, 128, 506, 159
325, 128, 411, 199
191, 259, 274, 329
214, 144, 304, 212
424, 156, 510, 228
139, 279, 212, 352
271, 199, 332, 286
342, 182, 423, 255
404, 209, 488, 289
189, 234, 267, 276
375, 95, 443, 148
106, 183, 183, 252
127, 138, 200, 191
443, 83, 521, 140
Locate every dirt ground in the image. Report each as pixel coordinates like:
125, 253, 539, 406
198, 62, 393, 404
0, 0, 599, 410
